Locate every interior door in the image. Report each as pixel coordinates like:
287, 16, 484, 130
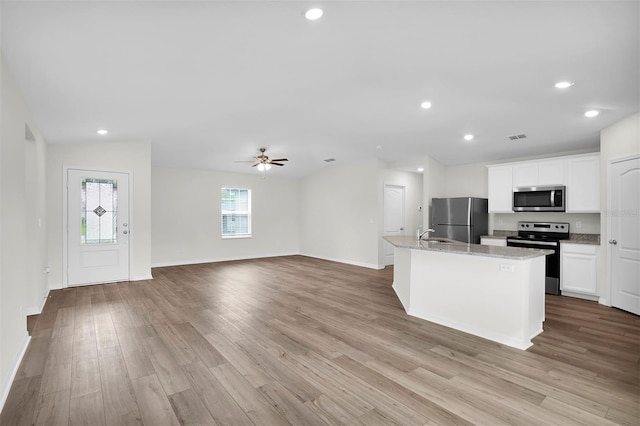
609, 157, 640, 315
67, 169, 130, 286
384, 184, 406, 265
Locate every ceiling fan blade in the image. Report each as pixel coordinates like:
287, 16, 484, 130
270, 158, 288, 162
251, 162, 260, 167
271, 162, 285, 166
234, 160, 255, 163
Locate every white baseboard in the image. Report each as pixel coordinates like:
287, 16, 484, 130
298, 252, 385, 270
152, 252, 385, 271
598, 297, 611, 306
0, 333, 31, 413
561, 291, 599, 302
151, 252, 300, 269
131, 274, 153, 281
23, 295, 48, 317
392, 283, 410, 311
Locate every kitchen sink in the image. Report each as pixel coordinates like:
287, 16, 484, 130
420, 237, 461, 244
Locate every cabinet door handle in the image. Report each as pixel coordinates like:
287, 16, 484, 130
609, 240, 617, 245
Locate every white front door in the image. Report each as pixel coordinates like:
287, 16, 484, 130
67, 169, 130, 286
609, 156, 640, 315
383, 184, 406, 265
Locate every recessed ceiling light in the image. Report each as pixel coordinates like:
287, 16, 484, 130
554, 81, 574, 89
420, 101, 432, 109
304, 7, 323, 20
417, 167, 424, 172
97, 129, 108, 135
584, 110, 600, 118
464, 134, 474, 141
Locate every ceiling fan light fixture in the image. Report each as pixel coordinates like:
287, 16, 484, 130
257, 163, 272, 172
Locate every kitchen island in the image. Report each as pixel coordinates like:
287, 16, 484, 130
384, 236, 552, 350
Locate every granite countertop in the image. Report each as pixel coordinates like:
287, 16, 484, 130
383, 236, 553, 260
481, 231, 601, 245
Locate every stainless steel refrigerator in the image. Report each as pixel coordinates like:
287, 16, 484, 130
430, 197, 488, 244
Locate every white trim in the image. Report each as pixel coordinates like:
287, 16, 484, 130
560, 290, 599, 302
409, 307, 537, 350
131, 274, 154, 281
63, 166, 133, 287
23, 295, 48, 317
151, 252, 300, 268
0, 333, 31, 413
298, 252, 385, 270
150, 252, 385, 271
392, 283, 410, 311
606, 153, 640, 309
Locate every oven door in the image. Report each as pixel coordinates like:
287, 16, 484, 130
513, 186, 565, 212
506, 238, 561, 295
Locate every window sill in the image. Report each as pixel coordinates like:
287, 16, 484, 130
221, 234, 252, 239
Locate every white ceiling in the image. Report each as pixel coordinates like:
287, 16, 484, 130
2, 1, 638, 177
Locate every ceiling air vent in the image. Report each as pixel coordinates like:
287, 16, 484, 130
324, 158, 336, 163
508, 134, 527, 141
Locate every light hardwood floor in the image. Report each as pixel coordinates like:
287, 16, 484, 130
1, 255, 638, 425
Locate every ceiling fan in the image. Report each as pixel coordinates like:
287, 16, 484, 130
237, 147, 288, 171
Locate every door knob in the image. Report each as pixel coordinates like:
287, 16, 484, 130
123, 230, 129, 235
400, 227, 404, 231
609, 239, 617, 245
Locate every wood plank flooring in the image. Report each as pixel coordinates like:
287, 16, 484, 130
1, 255, 638, 425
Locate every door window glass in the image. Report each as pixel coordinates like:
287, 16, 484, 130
81, 178, 118, 244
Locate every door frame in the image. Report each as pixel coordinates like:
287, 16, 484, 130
62, 166, 134, 287
605, 153, 640, 307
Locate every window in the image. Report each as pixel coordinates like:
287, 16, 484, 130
221, 188, 251, 238
81, 178, 118, 244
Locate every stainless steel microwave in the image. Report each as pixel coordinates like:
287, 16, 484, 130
513, 185, 566, 212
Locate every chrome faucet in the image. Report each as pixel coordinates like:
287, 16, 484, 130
418, 228, 436, 241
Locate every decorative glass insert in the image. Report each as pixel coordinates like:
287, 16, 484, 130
221, 188, 251, 237
81, 178, 118, 244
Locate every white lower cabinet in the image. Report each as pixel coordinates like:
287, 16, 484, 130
480, 237, 507, 247
561, 243, 599, 296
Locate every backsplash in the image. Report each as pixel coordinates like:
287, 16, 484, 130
490, 212, 600, 234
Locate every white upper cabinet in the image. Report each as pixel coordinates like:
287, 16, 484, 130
487, 153, 599, 214
488, 165, 513, 213
566, 154, 600, 213
513, 163, 539, 187
537, 160, 566, 185
513, 159, 565, 187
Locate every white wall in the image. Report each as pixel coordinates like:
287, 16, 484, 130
422, 156, 447, 227
445, 162, 489, 198
0, 52, 48, 408
599, 112, 640, 304
151, 166, 299, 266
299, 158, 382, 269
47, 141, 152, 287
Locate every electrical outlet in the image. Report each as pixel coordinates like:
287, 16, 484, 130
500, 263, 515, 272
576, 221, 582, 229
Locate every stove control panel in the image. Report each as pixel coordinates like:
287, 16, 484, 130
517, 222, 570, 234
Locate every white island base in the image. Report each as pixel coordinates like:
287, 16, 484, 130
392, 246, 546, 350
